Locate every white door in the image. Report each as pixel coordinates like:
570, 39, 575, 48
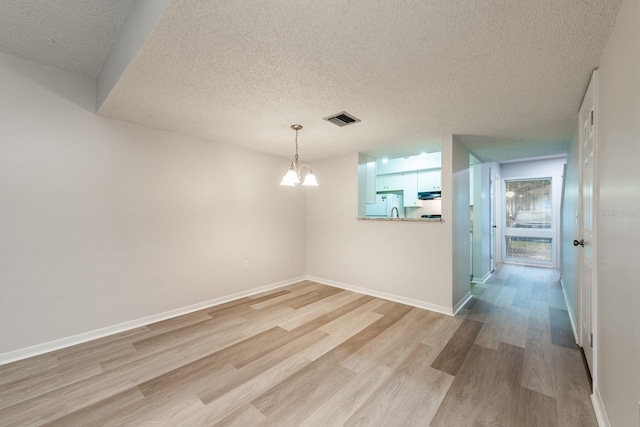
490, 169, 496, 272
578, 70, 597, 376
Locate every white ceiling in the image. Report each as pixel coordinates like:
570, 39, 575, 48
1, 0, 622, 162
0, 0, 132, 79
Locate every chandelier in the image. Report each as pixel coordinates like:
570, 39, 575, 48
280, 124, 318, 187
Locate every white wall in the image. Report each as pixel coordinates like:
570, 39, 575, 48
499, 157, 567, 267
593, 0, 640, 424
307, 135, 471, 314
306, 151, 454, 312
0, 54, 307, 356
450, 136, 471, 307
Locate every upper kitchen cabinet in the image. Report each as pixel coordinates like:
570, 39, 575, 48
402, 172, 420, 207
376, 152, 442, 201
377, 173, 403, 192
418, 170, 441, 192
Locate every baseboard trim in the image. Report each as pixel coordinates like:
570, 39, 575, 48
306, 275, 454, 316
591, 386, 611, 427
560, 277, 580, 344
453, 291, 473, 315
471, 271, 491, 284
0, 276, 306, 366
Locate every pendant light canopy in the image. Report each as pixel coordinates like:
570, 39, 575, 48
280, 124, 318, 187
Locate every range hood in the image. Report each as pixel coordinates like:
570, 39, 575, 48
418, 191, 441, 200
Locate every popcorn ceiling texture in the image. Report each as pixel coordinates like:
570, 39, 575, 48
0, 0, 132, 79
2, 0, 622, 162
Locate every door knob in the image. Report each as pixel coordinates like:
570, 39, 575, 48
573, 239, 584, 247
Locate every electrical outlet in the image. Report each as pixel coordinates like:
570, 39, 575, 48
243, 260, 249, 270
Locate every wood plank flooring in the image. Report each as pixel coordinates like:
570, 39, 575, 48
0, 264, 596, 426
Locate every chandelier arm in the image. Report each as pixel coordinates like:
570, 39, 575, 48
298, 163, 312, 175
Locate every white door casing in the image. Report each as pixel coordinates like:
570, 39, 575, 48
578, 70, 598, 379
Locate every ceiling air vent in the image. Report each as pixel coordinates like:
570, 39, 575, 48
323, 111, 361, 127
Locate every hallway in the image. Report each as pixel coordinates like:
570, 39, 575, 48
431, 263, 596, 426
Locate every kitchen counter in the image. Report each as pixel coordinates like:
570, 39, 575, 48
357, 217, 443, 222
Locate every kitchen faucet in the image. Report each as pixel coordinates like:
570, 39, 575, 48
390, 207, 399, 218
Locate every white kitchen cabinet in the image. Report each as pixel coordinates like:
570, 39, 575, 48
418, 170, 441, 192
376, 173, 403, 191
402, 172, 421, 207
366, 161, 376, 204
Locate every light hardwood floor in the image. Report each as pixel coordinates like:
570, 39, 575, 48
0, 264, 596, 426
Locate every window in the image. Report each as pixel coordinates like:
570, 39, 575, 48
505, 179, 551, 228
505, 236, 552, 262
504, 178, 553, 265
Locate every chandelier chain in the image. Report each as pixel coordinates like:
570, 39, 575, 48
295, 128, 300, 166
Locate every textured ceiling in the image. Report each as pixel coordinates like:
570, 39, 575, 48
2, 0, 622, 162
0, 0, 132, 78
